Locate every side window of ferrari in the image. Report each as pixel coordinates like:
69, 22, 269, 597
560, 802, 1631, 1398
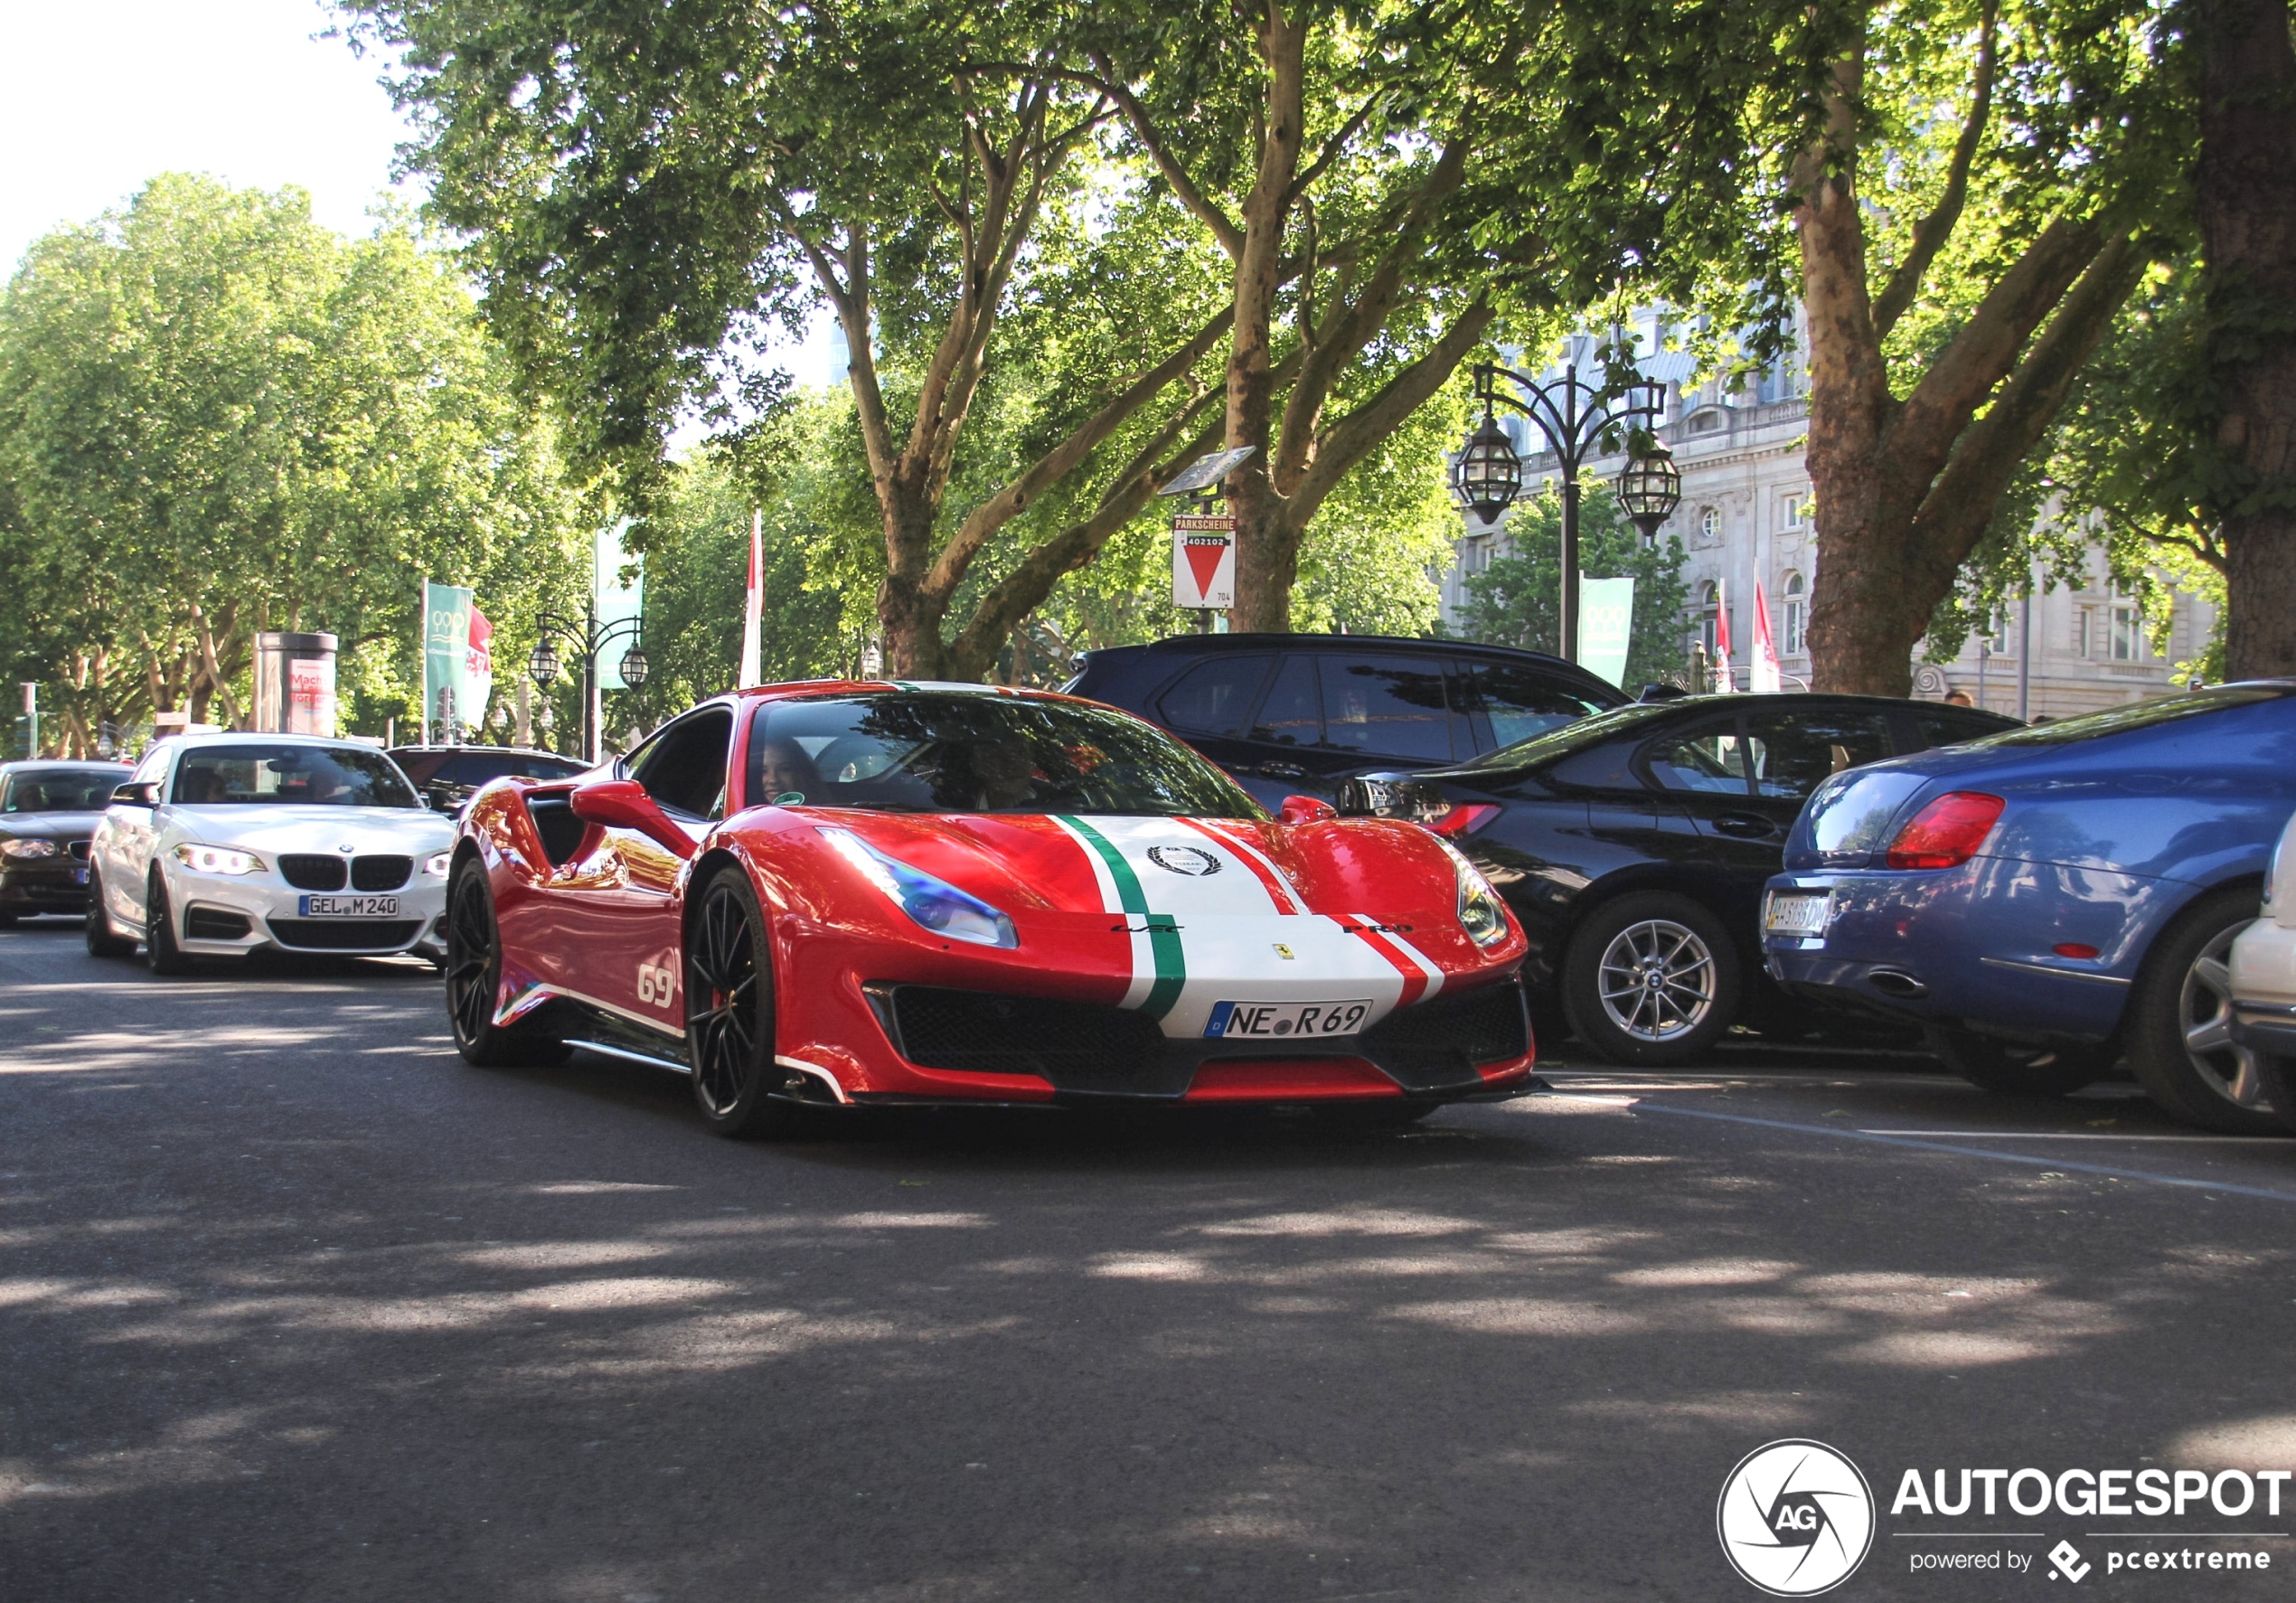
632, 709, 734, 821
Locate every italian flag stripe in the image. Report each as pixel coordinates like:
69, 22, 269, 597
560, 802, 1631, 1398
1060, 816, 1187, 1021
1180, 818, 1308, 914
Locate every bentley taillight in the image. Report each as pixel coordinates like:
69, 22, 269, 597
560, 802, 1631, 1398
1885, 792, 2005, 870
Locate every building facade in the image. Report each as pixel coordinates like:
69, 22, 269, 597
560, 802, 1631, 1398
1440, 330, 2215, 718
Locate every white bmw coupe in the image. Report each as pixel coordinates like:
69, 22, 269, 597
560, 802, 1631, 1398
87, 733, 456, 974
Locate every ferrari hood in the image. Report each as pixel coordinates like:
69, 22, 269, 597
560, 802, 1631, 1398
802, 810, 1495, 1040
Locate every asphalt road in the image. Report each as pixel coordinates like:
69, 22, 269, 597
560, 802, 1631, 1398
5, 916, 2296, 1602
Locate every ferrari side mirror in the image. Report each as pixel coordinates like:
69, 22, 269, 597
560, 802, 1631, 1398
569, 779, 697, 860
1279, 795, 1337, 825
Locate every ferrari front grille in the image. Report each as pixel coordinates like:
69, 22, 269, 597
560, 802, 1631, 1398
881, 985, 1165, 1080
1360, 979, 1529, 1073
352, 854, 411, 891
279, 854, 349, 891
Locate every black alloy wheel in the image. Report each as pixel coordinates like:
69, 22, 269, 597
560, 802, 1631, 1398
144, 870, 192, 976
445, 857, 569, 1067
1927, 1027, 2107, 1097
84, 870, 136, 957
2125, 885, 2282, 1135
684, 868, 793, 1138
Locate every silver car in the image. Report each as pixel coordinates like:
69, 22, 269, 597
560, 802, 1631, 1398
86, 733, 454, 973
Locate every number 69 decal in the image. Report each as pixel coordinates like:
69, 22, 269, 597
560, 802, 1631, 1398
637, 960, 680, 1007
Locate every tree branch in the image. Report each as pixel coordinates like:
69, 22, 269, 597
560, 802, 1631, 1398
945, 394, 1228, 680
925, 304, 1236, 602
1889, 213, 2111, 471
1871, 0, 1998, 341
1085, 52, 1245, 258
1285, 297, 1496, 531
1284, 95, 1380, 206
1904, 233, 2150, 596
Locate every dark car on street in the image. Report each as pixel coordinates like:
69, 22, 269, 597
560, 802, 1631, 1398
387, 745, 590, 816
1334, 694, 2017, 1064
0, 760, 133, 923
1763, 682, 2296, 1133
1066, 633, 1628, 813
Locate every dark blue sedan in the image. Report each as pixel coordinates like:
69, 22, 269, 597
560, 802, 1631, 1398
1762, 683, 2296, 1132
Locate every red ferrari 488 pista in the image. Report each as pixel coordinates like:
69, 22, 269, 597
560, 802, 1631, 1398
446, 683, 1536, 1135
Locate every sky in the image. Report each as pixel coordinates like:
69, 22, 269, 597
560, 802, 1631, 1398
0, 0, 841, 389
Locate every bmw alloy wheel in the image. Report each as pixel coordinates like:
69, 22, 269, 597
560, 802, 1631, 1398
2179, 925, 2269, 1113
1595, 918, 1718, 1042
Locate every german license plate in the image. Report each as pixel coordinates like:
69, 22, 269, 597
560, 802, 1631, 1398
1205, 999, 1372, 1039
1764, 891, 1831, 935
299, 894, 399, 918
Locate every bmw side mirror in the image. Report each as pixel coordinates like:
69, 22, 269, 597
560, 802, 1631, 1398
109, 781, 159, 808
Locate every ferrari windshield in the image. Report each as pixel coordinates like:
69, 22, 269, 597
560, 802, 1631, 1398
171, 744, 419, 808
747, 693, 1264, 818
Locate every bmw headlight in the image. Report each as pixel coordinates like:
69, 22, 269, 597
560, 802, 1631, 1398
174, 843, 264, 876
1435, 839, 1511, 949
0, 838, 59, 860
819, 827, 1018, 948
423, 851, 453, 878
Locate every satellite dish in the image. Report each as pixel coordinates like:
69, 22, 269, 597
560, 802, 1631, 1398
1157, 447, 1258, 498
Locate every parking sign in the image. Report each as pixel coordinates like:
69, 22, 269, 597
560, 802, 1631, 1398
1172, 516, 1236, 609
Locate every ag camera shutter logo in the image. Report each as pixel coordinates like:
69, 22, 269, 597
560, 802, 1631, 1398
1717, 1439, 1876, 1596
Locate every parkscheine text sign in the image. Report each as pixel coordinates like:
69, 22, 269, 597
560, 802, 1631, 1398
1172, 515, 1237, 610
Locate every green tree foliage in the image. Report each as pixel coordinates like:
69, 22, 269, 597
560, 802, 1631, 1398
1454, 477, 1689, 687
625, 403, 871, 718
0, 174, 586, 751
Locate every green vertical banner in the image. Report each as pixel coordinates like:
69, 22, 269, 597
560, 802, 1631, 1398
1577, 574, 1636, 688
423, 581, 475, 734
594, 521, 644, 689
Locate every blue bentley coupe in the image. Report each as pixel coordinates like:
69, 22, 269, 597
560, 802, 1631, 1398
1761, 683, 2296, 1132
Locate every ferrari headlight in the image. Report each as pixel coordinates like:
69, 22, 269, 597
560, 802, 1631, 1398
1437, 840, 1511, 949
0, 838, 59, 860
423, 851, 453, 878
819, 827, 1018, 949
174, 843, 264, 876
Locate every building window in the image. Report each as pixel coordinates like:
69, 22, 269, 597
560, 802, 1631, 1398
1780, 491, 1808, 531
2111, 584, 2143, 661
1693, 581, 1720, 659
1699, 506, 1721, 543
1782, 571, 1806, 655
2074, 608, 2093, 659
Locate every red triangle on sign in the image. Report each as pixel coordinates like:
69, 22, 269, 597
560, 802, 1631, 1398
1184, 538, 1228, 599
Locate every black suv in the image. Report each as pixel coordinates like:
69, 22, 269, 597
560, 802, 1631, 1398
1067, 634, 1626, 810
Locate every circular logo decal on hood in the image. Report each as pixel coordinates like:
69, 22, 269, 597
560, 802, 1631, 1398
1145, 844, 1221, 877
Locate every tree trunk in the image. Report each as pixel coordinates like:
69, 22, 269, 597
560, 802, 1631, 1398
1225, 2, 1309, 634
2197, 0, 2296, 680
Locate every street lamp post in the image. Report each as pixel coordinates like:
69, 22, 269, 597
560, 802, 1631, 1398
1451, 358, 1680, 665
525, 599, 647, 765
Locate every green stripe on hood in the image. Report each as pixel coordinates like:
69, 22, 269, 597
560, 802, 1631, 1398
1060, 815, 1186, 1021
